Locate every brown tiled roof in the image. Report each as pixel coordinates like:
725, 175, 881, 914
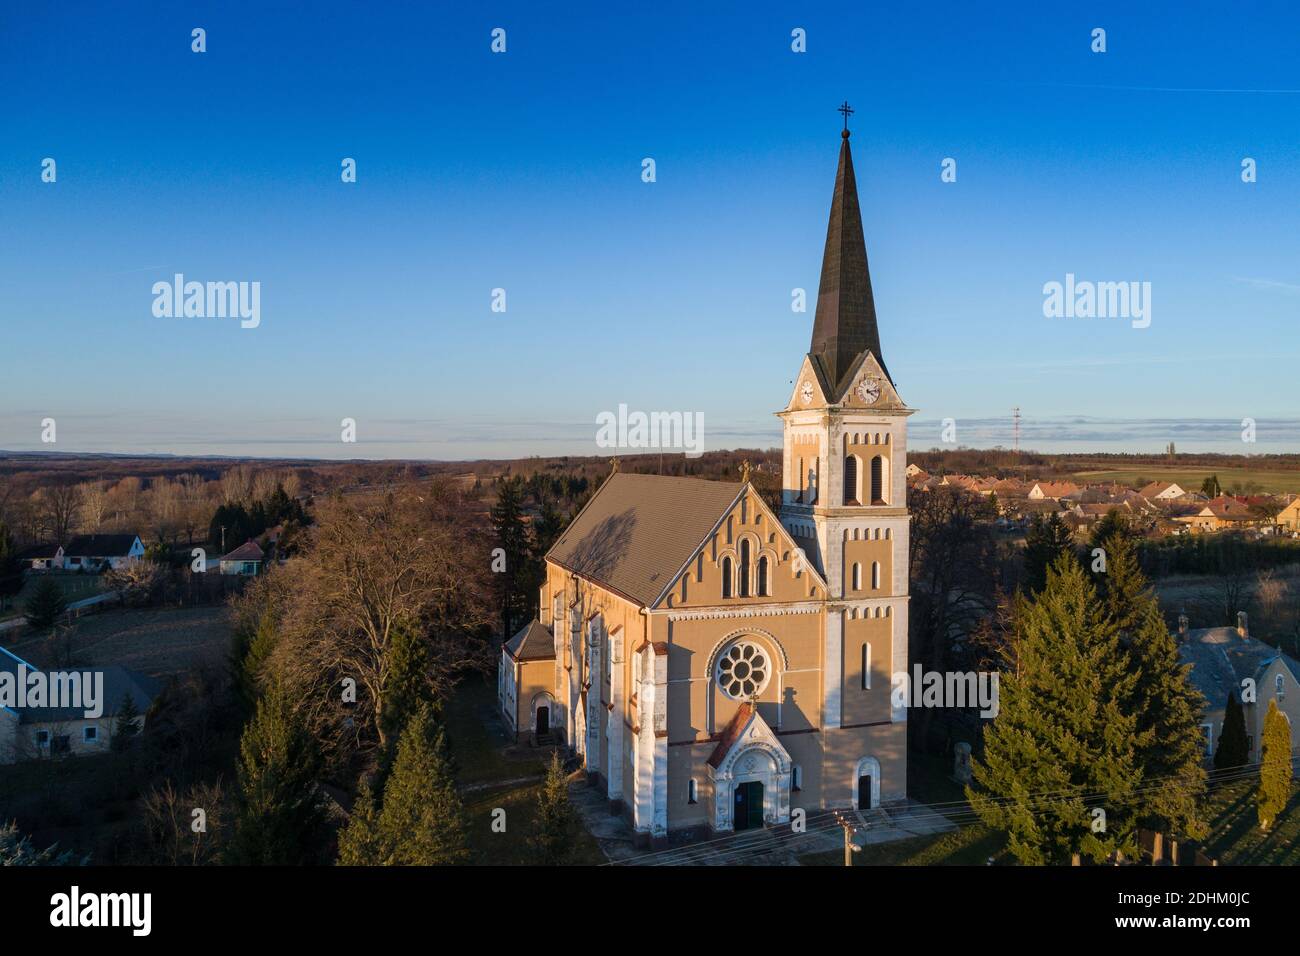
546, 473, 744, 608
809, 130, 890, 395
504, 620, 555, 661
221, 540, 264, 562
707, 702, 754, 769
1205, 496, 1252, 520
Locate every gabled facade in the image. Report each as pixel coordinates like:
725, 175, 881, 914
501, 121, 912, 846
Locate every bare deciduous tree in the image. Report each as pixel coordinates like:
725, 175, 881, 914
262, 493, 494, 763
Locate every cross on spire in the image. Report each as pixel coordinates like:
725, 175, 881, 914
838, 100, 854, 134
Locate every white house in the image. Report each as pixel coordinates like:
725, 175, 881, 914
1139, 481, 1186, 501
60, 534, 144, 572
0, 646, 157, 764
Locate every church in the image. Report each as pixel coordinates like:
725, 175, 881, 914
499, 117, 913, 845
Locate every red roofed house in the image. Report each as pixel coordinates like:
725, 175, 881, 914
219, 540, 264, 576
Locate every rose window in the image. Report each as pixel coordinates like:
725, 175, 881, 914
716, 642, 770, 700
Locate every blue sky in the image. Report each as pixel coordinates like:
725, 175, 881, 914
1, 1, 1298, 459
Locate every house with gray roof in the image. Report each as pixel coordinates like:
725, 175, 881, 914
1178, 621, 1299, 764
0, 646, 158, 764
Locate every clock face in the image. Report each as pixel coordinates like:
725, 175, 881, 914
800, 381, 814, 405
856, 377, 881, 404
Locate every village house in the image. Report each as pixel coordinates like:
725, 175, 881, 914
1138, 480, 1187, 501
16, 543, 63, 571
1027, 480, 1080, 502
1178, 618, 1299, 765
0, 646, 158, 764
60, 534, 144, 572
1278, 497, 1300, 534
499, 123, 912, 844
1176, 495, 1256, 533
219, 539, 265, 576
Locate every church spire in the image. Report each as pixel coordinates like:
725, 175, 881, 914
809, 108, 889, 396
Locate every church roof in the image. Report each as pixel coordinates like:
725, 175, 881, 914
504, 620, 555, 662
545, 473, 744, 608
809, 128, 890, 397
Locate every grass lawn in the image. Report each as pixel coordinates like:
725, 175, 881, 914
2, 605, 232, 678
1201, 777, 1300, 865
1071, 467, 1300, 496
445, 673, 607, 865
802, 824, 1003, 866
0, 573, 104, 621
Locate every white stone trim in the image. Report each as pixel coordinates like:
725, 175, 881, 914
662, 602, 822, 622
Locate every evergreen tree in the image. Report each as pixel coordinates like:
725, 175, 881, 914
234, 611, 278, 712
1258, 699, 1293, 831
228, 684, 329, 865
1093, 529, 1151, 635
376, 619, 435, 785
1089, 509, 1132, 555
111, 691, 142, 752
23, 576, 66, 630
375, 704, 469, 865
1215, 692, 1250, 771
209, 504, 252, 553
1022, 513, 1075, 596
491, 477, 531, 639
0, 519, 20, 599
1125, 602, 1208, 837
529, 751, 580, 865
1200, 475, 1222, 499
0, 822, 87, 865
336, 779, 383, 865
968, 555, 1146, 864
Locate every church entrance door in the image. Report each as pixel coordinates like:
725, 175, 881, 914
536, 706, 549, 735
734, 781, 764, 831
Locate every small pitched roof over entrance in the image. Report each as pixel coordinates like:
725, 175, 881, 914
707, 702, 790, 771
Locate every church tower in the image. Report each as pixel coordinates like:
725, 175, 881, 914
778, 115, 913, 750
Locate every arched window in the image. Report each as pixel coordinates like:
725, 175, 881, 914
722, 557, 733, 599
687, 779, 698, 804
870, 456, 884, 504
739, 540, 751, 597
861, 643, 872, 689
844, 455, 859, 505
852, 562, 862, 590
871, 561, 881, 590
757, 556, 769, 596
1277, 674, 1286, 700
797, 457, 805, 502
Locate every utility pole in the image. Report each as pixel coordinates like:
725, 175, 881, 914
833, 809, 861, 867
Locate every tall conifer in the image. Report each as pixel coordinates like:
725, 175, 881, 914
969, 555, 1145, 864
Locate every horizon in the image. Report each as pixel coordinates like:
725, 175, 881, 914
3, 1, 1299, 458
